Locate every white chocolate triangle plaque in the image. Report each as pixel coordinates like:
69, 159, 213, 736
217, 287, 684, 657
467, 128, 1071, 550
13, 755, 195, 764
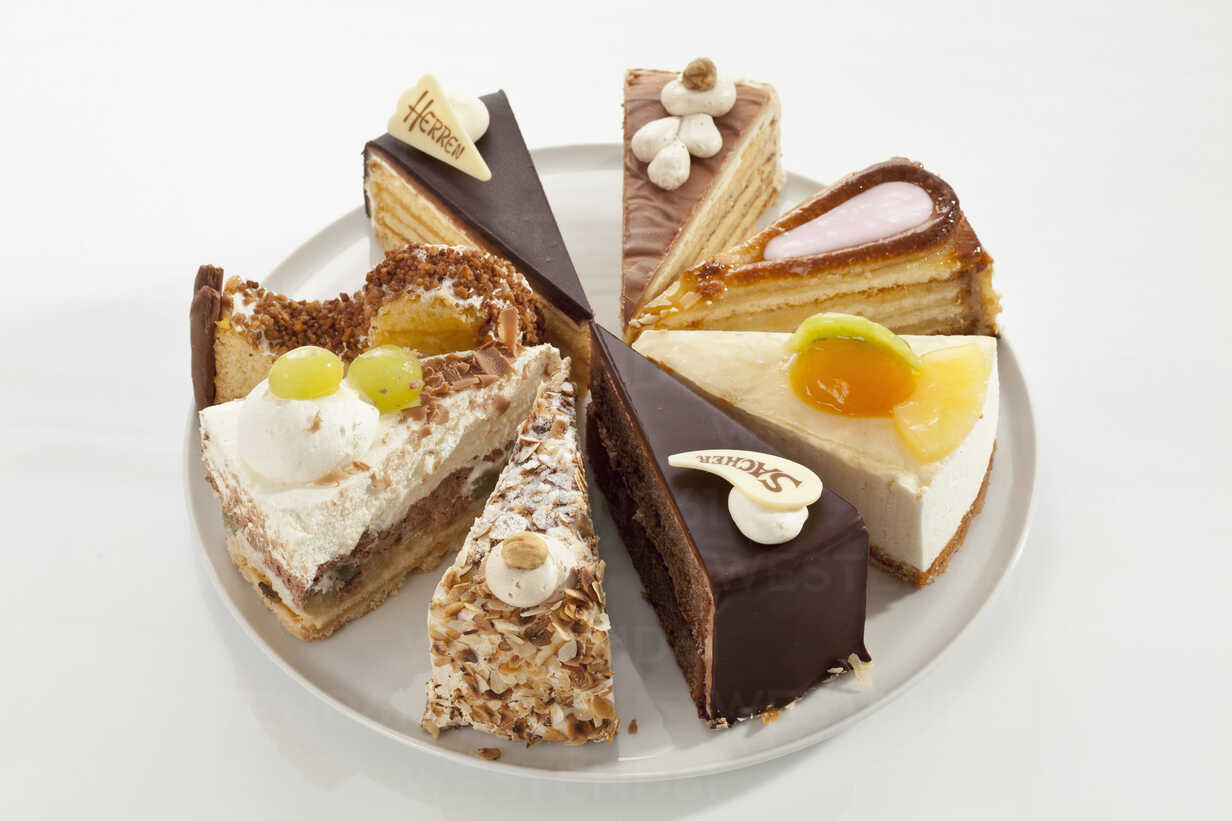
668, 449, 822, 511
387, 75, 492, 181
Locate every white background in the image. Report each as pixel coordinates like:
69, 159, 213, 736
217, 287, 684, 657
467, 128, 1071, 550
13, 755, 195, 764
2, 0, 1229, 817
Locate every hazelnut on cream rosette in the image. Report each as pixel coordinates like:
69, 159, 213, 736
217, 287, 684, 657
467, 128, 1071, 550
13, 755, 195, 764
482, 527, 587, 608
630, 57, 738, 190
668, 449, 823, 546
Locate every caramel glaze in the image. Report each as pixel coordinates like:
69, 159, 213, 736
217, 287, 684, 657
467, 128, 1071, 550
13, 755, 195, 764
621, 69, 772, 324
680, 158, 993, 303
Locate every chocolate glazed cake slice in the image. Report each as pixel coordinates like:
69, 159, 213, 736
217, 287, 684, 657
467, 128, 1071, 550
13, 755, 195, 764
363, 91, 593, 387
587, 325, 869, 726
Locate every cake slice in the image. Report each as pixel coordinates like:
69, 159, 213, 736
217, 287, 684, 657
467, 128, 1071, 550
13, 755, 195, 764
363, 91, 593, 386
627, 158, 1001, 340
621, 62, 783, 328
199, 336, 564, 640
633, 327, 999, 586
191, 244, 541, 409
422, 364, 617, 744
588, 325, 869, 726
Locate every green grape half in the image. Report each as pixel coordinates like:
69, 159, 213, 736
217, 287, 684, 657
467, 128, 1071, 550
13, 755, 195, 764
268, 346, 343, 399
347, 345, 424, 413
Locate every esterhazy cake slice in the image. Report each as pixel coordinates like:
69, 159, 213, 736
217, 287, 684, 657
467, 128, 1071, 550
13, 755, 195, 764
190, 244, 541, 409
363, 91, 593, 387
422, 365, 617, 744
621, 63, 783, 329
199, 339, 564, 640
628, 158, 1001, 340
633, 329, 998, 586
588, 325, 869, 726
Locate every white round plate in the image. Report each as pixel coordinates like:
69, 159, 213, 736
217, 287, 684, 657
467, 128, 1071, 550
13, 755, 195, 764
185, 143, 1037, 782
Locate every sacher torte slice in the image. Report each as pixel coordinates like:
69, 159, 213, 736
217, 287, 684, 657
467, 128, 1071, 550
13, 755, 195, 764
587, 325, 869, 726
423, 364, 617, 744
190, 244, 541, 409
363, 91, 593, 386
627, 158, 1001, 340
621, 60, 783, 329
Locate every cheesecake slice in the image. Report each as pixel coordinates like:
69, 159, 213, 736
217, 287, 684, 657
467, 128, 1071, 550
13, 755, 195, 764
633, 329, 998, 586
621, 66, 783, 328
423, 364, 617, 744
363, 92, 593, 386
190, 244, 541, 409
199, 340, 564, 640
588, 325, 869, 726
627, 158, 1001, 340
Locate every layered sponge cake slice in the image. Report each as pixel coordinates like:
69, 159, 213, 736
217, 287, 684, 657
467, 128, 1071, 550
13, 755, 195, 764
422, 364, 617, 744
627, 158, 1001, 340
621, 67, 783, 327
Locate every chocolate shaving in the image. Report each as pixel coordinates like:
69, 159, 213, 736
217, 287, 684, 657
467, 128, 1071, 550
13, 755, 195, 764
190, 274, 223, 411
497, 307, 520, 352
307, 411, 322, 433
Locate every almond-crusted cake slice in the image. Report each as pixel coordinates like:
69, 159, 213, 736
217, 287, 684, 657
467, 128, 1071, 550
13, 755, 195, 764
190, 244, 541, 409
422, 365, 617, 745
199, 340, 564, 641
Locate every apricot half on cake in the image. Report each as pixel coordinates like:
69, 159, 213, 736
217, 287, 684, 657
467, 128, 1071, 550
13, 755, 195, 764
786, 313, 923, 417
787, 312, 988, 461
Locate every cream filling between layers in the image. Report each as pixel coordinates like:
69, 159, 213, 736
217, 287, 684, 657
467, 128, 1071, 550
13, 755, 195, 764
200, 344, 561, 594
633, 331, 998, 572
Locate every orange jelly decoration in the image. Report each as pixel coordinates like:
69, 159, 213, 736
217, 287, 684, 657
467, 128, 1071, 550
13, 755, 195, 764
789, 338, 919, 417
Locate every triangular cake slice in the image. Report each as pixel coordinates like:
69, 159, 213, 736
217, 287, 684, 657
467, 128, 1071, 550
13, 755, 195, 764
633, 329, 998, 587
587, 325, 868, 727
628, 158, 1001, 340
190, 244, 541, 409
199, 339, 564, 641
423, 364, 617, 745
621, 66, 783, 327
364, 91, 593, 386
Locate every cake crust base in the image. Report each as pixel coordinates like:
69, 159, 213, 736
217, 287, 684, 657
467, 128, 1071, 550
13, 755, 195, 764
869, 446, 995, 588
224, 497, 484, 641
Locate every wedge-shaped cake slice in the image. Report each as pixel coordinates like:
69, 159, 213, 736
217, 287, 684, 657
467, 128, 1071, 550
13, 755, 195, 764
633, 329, 998, 586
588, 325, 869, 727
628, 158, 1001, 340
621, 65, 783, 327
199, 339, 564, 640
190, 244, 541, 409
363, 91, 593, 385
423, 365, 617, 745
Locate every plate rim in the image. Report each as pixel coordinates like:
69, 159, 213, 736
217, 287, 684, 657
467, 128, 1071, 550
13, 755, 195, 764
184, 142, 1038, 783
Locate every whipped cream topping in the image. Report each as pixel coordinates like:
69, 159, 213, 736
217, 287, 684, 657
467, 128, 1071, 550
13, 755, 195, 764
237, 380, 379, 484
483, 531, 577, 608
764, 181, 935, 261
727, 487, 808, 545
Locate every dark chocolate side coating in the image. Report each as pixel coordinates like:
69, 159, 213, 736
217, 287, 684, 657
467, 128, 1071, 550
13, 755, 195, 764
589, 324, 870, 723
190, 265, 224, 410
364, 91, 592, 323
